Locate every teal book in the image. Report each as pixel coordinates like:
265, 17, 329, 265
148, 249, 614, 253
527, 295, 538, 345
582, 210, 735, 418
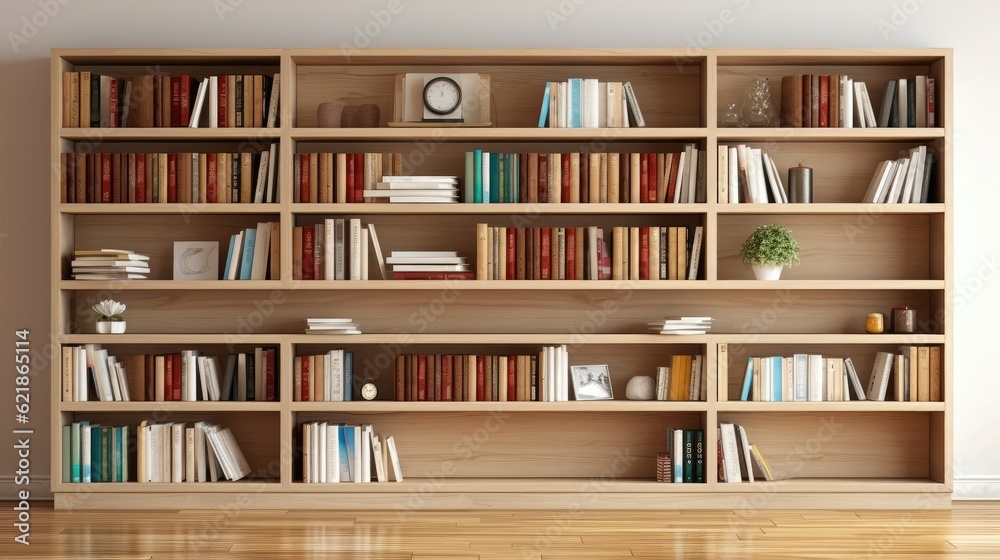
740, 357, 753, 401
223, 234, 237, 280
344, 351, 353, 402
489, 152, 499, 203
239, 227, 256, 280
568, 78, 582, 128
481, 151, 490, 204
81, 424, 92, 483
538, 81, 551, 127
511, 153, 520, 203
464, 151, 474, 204
497, 151, 506, 203
90, 423, 101, 482
101, 426, 111, 483
683, 430, 694, 483
771, 356, 783, 402
61, 425, 71, 483
70, 421, 85, 483
473, 149, 483, 203
112, 427, 121, 482
338, 425, 355, 482
694, 429, 705, 483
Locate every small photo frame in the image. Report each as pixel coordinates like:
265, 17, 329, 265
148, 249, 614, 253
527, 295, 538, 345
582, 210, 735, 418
571, 364, 613, 400
173, 241, 219, 280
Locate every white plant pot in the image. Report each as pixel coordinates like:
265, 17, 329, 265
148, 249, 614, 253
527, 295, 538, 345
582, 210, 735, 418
752, 264, 783, 281
97, 321, 126, 334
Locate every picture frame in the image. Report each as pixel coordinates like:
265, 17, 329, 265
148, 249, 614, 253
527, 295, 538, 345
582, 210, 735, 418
173, 241, 219, 280
570, 364, 613, 400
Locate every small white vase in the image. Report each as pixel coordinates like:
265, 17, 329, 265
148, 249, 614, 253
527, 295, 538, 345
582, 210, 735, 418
96, 321, 126, 334
752, 264, 783, 281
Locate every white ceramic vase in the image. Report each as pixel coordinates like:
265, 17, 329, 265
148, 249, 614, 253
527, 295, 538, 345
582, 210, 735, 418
752, 264, 783, 281
96, 321, 126, 334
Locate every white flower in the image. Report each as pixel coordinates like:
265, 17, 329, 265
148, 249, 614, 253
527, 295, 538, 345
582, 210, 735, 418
93, 299, 126, 319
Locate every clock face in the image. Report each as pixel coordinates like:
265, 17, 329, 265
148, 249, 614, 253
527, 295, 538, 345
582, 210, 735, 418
423, 76, 462, 115
361, 382, 378, 401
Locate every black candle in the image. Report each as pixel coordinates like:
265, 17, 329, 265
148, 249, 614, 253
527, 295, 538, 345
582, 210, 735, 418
788, 164, 813, 203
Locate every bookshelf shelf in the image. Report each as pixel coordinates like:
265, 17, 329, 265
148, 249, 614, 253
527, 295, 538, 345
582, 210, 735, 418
51, 47, 952, 511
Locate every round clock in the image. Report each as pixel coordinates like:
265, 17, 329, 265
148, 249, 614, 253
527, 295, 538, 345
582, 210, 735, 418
422, 76, 462, 115
360, 379, 378, 401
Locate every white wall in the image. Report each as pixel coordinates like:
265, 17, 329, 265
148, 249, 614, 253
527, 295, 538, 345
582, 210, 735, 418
1, 0, 996, 499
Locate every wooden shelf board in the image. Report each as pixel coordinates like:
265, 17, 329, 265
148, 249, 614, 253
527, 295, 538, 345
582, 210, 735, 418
714, 333, 945, 344
291, 401, 707, 413
60, 127, 280, 141
719, 401, 946, 412
291, 127, 707, 142
52, 479, 281, 493
60, 203, 280, 214
713, 47, 951, 66
716, 127, 945, 141
291, 203, 709, 215
61, 401, 281, 412
60, 280, 282, 290
55, 47, 281, 64
716, 203, 945, 215
60, 333, 281, 344
713, 477, 949, 493
287, 47, 698, 65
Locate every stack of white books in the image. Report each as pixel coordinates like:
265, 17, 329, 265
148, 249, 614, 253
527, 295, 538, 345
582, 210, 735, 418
648, 317, 713, 335
72, 249, 150, 280
386, 251, 470, 277
306, 318, 361, 335
363, 176, 459, 203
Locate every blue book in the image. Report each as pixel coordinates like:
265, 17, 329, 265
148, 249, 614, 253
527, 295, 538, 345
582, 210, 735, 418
239, 227, 256, 280
70, 420, 86, 483
344, 351, 353, 401
338, 425, 355, 482
568, 78, 582, 128
771, 356, 783, 401
223, 234, 237, 279
473, 149, 483, 203
81, 423, 92, 483
489, 153, 499, 203
464, 151, 474, 204
481, 151, 490, 204
538, 81, 551, 127
114, 427, 123, 482
740, 357, 754, 401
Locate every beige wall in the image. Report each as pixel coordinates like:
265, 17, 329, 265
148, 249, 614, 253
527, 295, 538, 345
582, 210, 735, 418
2, 0, 998, 499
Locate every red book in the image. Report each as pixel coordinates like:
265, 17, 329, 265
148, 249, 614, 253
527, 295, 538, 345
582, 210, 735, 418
639, 227, 649, 280
476, 356, 485, 402
441, 354, 453, 401
162, 354, 173, 401
206, 153, 217, 202
391, 271, 477, 280
639, 152, 649, 203
561, 153, 571, 202
170, 76, 181, 127
167, 153, 177, 203
666, 152, 680, 203
345, 153, 355, 203
537, 154, 548, 203
565, 227, 576, 280
802, 75, 812, 127
417, 355, 427, 401
353, 153, 364, 203
506, 227, 516, 281
172, 354, 182, 401
135, 153, 146, 203
100, 153, 112, 202
109, 78, 119, 128
648, 152, 658, 203
302, 225, 315, 280
520, 153, 529, 202
540, 227, 551, 280
508, 355, 516, 401
111, 153, 122, 203
300, 356, 310, 401
217, 74, 228, 128
265, 348, 276, 401
179, 74, 192, 126
299, 153, 310, 202
818, 75, 829, 128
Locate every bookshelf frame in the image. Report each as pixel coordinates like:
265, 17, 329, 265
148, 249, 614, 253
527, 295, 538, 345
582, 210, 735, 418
51, 47, 952, 509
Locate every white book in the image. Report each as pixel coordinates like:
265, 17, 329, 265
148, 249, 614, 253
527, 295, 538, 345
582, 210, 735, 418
208, 76, 218, 128
265, 73, 280, 128
728, 146, 739, 203
360, 228, 369, 280
672, 151, 687, 203
349, 218, 362, 280
897, 78, 909, 128
843, 77, 854, 127
76, 346, 88, 402
188, 77, 210, 128
171, 423, 186, 482
908, 146, 927, 203
114, 361, 130, 401
859, 82, 878, 127
862, 160, 892, 203
107, 355, 122, 401
185, 427, 196, 482
582, 78, 600, 127
226, 232, 243, 280
736, 424, 755, 483
93, 348, 114, 402
361, 424, 373, 483
719, 423, 742, 483
252, 148, 271, 204
326, 422, 340, 483
371, 432, 386, 482
80, 424, 92, 483
807, 354, 824, 402
386, 435, 403, 482
763, 154, 787, 203
844, 357, 867, 400
687, 226, 704, 280
884, 158, 910, 204
686, 144, 699, 203
390, 250, 459, 258
899, 150, 922, 204
367, 224, 387, 280
866, 351, 894, 401
380, 175, 458, 183
853, 81, 866, 128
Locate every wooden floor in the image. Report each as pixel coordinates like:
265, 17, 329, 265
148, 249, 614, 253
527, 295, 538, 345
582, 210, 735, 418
3, 502, 1000, 559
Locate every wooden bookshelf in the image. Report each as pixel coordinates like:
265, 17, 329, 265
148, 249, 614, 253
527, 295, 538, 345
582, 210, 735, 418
51, 47, 952, 510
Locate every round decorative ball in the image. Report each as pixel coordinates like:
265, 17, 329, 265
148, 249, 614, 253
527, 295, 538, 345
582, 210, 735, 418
625, 375, 656, 400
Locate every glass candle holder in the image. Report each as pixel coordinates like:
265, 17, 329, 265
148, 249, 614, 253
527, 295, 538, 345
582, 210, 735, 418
866, 312, 885, 334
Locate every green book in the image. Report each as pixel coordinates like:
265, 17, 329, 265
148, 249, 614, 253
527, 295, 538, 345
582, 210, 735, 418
683, 430, 694, 483
70, 421, 84, 483
694, 429, 705, 483
90, 423, 101, 482
62, 425, 72, 483
101, 426, 111, 483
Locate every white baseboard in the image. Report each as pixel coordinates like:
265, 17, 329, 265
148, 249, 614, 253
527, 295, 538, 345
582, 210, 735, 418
954, 476, 1000, 500
0, 475, 51, 500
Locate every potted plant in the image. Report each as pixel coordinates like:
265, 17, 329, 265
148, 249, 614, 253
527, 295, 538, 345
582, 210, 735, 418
93, 299, 127, 334
739, 224, 800, 280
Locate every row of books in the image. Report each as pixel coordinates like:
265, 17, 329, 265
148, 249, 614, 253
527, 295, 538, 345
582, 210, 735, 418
779, 74, 937, 129
538, 79, 645, 128
60, 71, 279, 128
737, 355, 862, 402
293, 152, 403, 203
292, 219, 373, 281
224, 222, 279, 281
369, 177, 460, 203
884, 346, 943, 402
862, 147, 935, 204
59, 148, 279, 204
393, 353, 539, 402
464, 147, 705, 205
293, 350, 355, 402
655, 355, 706, 401
475, 224, 704, 281
718, 422, 782, 483
72, 248, 149, 280
717, 144, 788, 204
305, 318, 362, 335
62, 422, 129, 483
301, 423, 403, 483
137, 421, 250, 483
662, 428, 706, 483
61, 345, 278, 402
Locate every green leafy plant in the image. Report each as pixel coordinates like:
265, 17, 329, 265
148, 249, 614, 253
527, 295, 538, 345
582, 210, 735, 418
93, 299, 126, 322
739, 224, 800, 268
